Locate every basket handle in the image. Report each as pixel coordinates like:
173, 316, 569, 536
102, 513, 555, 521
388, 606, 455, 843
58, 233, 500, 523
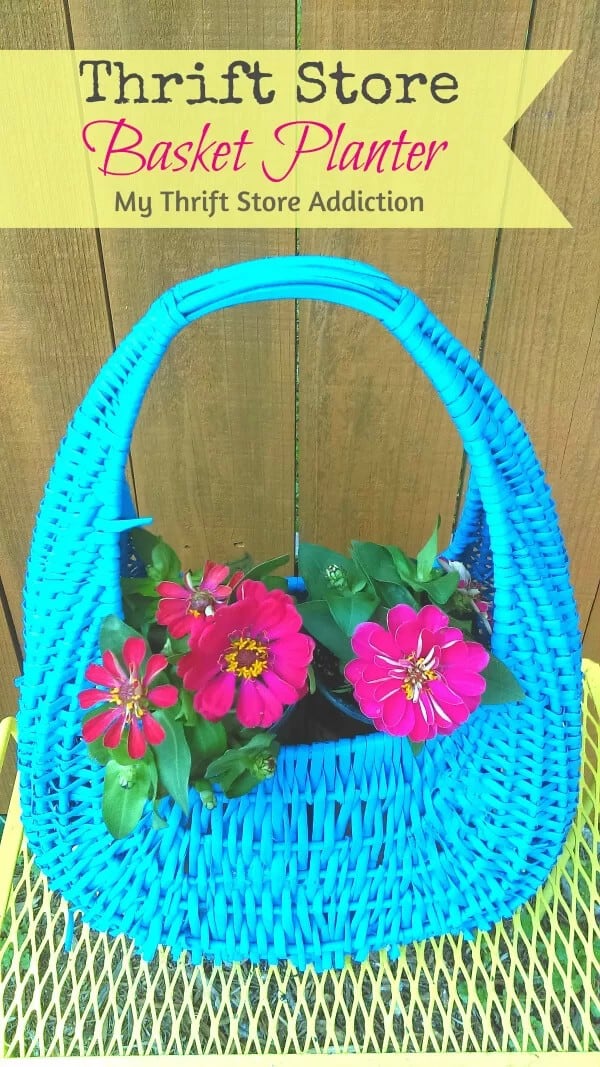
22, 256, 576, 673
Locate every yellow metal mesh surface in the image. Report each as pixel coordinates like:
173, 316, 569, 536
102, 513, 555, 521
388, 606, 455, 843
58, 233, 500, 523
1, 664, 599, 1058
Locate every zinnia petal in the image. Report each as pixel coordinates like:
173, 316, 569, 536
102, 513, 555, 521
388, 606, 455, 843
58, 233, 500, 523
148, 684, 179, 708
237, 679, 268, 727
127, 721, 146, 759
443, 667, 487, 698
428, 678, 465, 706
261, 669, 299, 706
237, 579, 269, 602
428, 684, 470, 725
180, 657, 221, 692
170, 615, 200, 639
157, 599, 191, 627
82, 706, 122, 741
85, 662, 118, 688
351, 622, 399, 661
141, 714, 167, 746
344, 659, 364, 685
104, 717, 126, 748
380, 691, 416, 733
413, 604, 449, 633
203, 562, 230, 589
102, 649, 127, 681
270, 653, 313, 689
389, 618, 426, 655
122, 637, 146, 674
196, 672, 236, 720
271, 634, 314, 668
244, 680, 283, 727
387, 604, 418, 632
79, 688, 112, 710
267, 608, 304, 640
142, 653, 169, 687
156, 581, 189, 599
407, 706, 433, 743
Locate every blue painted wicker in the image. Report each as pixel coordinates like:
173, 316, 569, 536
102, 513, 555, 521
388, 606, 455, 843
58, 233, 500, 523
17, 257, 582, 972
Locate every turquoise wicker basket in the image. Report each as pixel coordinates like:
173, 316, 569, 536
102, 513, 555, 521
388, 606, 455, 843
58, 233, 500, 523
17, 256, 582, 972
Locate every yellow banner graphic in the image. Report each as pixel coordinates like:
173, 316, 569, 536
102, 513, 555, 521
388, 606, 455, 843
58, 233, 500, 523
0, 50, 571, 228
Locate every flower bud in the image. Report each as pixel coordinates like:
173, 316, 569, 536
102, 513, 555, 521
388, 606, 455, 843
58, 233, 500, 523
324, 564, 349, 591
251, 754, 277, 780
194, 778, 217, 809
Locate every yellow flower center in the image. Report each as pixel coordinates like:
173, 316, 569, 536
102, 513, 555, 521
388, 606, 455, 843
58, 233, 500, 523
223, 636, 269, 679
402, 652, 438, 700
110, 681, 147, 721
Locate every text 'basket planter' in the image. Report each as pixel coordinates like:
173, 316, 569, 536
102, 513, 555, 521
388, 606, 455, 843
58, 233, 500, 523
17, 257, 582, 972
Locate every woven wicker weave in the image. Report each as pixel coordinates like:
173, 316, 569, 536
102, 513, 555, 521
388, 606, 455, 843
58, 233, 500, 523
16, 256, 582, 973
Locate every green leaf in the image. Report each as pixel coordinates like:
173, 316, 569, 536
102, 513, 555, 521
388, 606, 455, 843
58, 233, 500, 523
416, 516, 441, 582
193, 777, 217, 809
148, 540, 182, 582
324, 588, 379, 637
481, 655, 525, 705
447, 614, 474, 636
85, 736, 116, 768
176, 689, 197, 727
206, 752, 249, 792
351, 541, 401, 585
130, 526, 161, 567
147, 753, 158, 800
387, 545, 416, 582
410, 741, 425, 757
422, 570, 460, 605
307, 664, 316, 694
224, 551, 254, 574
152, 802, 168, 831
376, 582, 419, 610
121, 592, 156, 638
263, 576, 289, 593
152, 709, 191, 815
99, 615, 145, 658
237, 554, 290, 584
204, 732, 277, 789
223, 770, 261, 799
186, 715, 228, 776
121, 576, 161, 597
297, 542, 353, 600
147, 622, 168, 654
206, 749, 248, 777
296, 600, 354, 663
350, 577, 367, 593
237, 731, 278, 754
102, 760, 151, 840
162, 635, 190, 662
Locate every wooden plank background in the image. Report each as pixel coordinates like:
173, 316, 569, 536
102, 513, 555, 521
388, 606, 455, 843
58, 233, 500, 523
1, 0, 599, 812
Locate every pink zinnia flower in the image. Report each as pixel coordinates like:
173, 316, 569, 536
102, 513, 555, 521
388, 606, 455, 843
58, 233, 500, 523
345, 604, 489, 742
79, 637, 178, 758
156, 561, 243, 639
179, 579, 314, 728
438, 557, 492, 633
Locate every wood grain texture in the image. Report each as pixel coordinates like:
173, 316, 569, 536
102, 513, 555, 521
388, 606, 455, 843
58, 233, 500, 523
584, 583, 600, 663
297, 2, 533, 556
0, 594, 19, 811
481, 0, 600, 634
0, 4, 114, 637
68, 2, 297, 573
